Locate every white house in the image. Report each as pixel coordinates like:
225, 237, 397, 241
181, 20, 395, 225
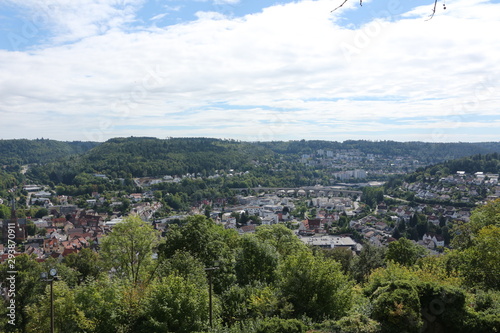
422, 233, 445, 247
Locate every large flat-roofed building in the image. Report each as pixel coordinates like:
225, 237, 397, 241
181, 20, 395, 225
298, 234, 357, 250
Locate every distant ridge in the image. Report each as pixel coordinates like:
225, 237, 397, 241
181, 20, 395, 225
2, 137, 500, 177
0, 139, 99, 165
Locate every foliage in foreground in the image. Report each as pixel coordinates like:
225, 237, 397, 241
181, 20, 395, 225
1, 201, 499, 332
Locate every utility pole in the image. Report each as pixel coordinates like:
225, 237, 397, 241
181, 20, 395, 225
204, 262, 220, 328
50, 277, 54, 333
41, 268, 58, 333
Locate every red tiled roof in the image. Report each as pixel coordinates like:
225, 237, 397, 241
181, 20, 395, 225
62, 248, 79, 257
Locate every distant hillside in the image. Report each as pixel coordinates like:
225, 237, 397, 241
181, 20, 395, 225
4, 137, 500, 169
81, 137, 274, 176
7, 137, 500, 186
0, 139, 99, 165
26, 137, 276, 184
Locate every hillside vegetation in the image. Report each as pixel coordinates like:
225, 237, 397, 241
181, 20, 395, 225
17, 138, 500, 184
0, 138, 98, 166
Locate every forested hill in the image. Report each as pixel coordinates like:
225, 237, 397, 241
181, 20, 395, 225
80, 137, 274, 177
0, 139, 99, 166
1, 137, 499, 185
4, 137, 500, 169
16, 137, 499, 187
26, 137, 276, 183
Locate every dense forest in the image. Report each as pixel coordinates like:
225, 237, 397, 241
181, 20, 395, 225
22, 137, 274, 186
0, 139, 98, 166
1, 205, 499, 332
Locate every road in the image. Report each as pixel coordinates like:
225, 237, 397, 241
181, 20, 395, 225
384, 194, 409, 203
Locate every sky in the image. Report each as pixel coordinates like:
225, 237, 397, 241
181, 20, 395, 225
0, 0, 499, 143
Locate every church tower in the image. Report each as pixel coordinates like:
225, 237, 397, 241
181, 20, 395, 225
2, 196, 27, 243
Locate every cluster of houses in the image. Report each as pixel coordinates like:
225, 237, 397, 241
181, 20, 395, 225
21, 183, 161, 222
0, 197, 163, 264
349, 201, 471, 250
134, 170, 249, 187
407, 171, 499, 203
390, 203, 471, 225
350, 215, 395, 246
1, 206, 105, 262
205, 194, 358, 232
216, 194, 295, 229
187, 193, 362, 253
300, 149, 424, 178
3, 170, 494, 264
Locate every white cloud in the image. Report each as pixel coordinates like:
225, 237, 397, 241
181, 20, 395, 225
150, 13, 168, 21
0, 0, 499, 142
213, 0, 240, 5
194, 11, 228, 20
2, 0, 144, 44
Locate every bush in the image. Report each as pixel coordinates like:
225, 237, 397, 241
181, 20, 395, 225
331, 313, 381, 333
256, 317, 307, 333
370, 281, 423, 333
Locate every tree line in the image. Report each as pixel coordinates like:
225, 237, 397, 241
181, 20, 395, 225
0, 139, 97, 166
2, 137, 500, 184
